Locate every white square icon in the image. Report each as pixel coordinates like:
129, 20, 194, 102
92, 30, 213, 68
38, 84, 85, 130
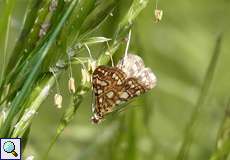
0, 138, 21, 160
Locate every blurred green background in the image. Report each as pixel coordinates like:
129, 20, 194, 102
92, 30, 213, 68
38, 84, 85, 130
2, 0, 230, 159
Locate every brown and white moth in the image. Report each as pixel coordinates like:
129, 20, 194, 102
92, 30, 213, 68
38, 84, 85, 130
91, 53, 157, 123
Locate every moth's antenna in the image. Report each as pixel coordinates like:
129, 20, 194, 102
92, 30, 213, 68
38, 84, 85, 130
125, 30, 132, 59
106, 42, 114, 67
155, 0, 159, 9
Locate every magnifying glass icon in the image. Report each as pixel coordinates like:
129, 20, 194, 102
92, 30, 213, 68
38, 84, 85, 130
3, 141, 18, 157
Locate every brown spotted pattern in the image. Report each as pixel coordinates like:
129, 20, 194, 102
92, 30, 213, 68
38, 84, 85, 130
91, 66, 146, 123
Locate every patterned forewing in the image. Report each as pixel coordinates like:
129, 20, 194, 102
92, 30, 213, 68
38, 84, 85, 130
121, 78, 146, 99
92, 66, 147, 118
92, 66, 127, 117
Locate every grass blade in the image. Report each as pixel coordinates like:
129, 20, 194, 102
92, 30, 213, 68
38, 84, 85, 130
176, 35, 223, 160
11, 73, 56, 138
210, 100, 230, 160
0, 0, 16, 88
4, 0, 42, 75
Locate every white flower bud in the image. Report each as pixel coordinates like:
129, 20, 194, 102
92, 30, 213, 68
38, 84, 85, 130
54, 94, 62, 108
154, 9, 163, 22
68, 77, 76, 93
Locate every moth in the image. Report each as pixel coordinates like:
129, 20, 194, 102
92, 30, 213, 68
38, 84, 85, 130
91, 53, 157, 123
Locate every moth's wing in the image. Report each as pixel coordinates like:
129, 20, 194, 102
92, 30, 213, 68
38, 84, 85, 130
92, 66, 147, 120
92, 66, 127, 118
103, 98, 134, 118
120, 77, 147, 99
92, 66, 126, 95
106, 77, 147, 114
95, 77, 147, 118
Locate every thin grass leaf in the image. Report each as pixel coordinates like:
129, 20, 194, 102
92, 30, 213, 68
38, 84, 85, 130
0, 0, 16, 90
176, 35, 223, 160
210, 101, 230, 160
4, 0, 42, 75
11, 74, 55, 138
